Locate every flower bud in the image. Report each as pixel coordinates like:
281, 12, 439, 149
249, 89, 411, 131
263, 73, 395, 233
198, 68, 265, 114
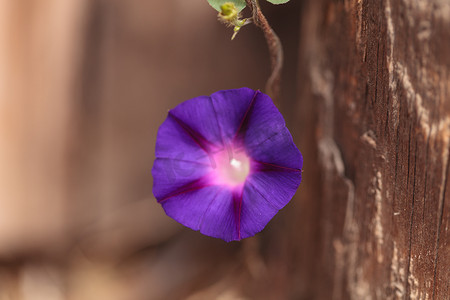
219, 2, 239, 22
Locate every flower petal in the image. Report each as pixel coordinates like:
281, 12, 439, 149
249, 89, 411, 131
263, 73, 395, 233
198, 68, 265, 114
152, 158, 212, 201
246, 167, 302, 210
238, 182, 279, 238
160, 185, 224, 232
238, 168, 302, 238
155, 115, 212, 164
199, 188, 241, 242
248, 127, 303, 170
169, 95, 223, 150
236, 90, 286, 149
210, 87, 256, 143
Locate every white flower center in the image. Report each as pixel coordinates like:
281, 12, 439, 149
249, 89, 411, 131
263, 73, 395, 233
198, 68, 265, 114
230, 158, 241, 168
213, 149, 250, 186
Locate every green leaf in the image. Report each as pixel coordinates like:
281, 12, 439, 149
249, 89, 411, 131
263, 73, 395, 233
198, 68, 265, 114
207, 0, 246, 12
266, 0, 290, 4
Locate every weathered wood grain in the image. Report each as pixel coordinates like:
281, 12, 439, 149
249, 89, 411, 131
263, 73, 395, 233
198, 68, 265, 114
295, 0, 450, 298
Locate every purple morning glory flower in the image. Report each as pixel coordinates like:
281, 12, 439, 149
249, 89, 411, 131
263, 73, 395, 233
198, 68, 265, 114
152, 88, 302, 242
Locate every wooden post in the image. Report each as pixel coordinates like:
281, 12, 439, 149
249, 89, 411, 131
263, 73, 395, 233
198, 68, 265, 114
0, 0, 88, 254
295, 0, 450, 298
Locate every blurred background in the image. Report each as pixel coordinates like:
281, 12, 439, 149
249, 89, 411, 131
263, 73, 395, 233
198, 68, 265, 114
0, 1, 310, 299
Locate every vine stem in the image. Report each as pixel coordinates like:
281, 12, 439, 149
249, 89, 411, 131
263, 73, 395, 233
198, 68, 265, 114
245, 0, 283, 102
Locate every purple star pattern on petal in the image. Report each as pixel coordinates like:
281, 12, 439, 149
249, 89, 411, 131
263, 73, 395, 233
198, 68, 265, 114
152, 88, 303, 242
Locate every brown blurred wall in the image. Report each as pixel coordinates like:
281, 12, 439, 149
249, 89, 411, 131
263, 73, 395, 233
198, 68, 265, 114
0, 1, 301, 299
